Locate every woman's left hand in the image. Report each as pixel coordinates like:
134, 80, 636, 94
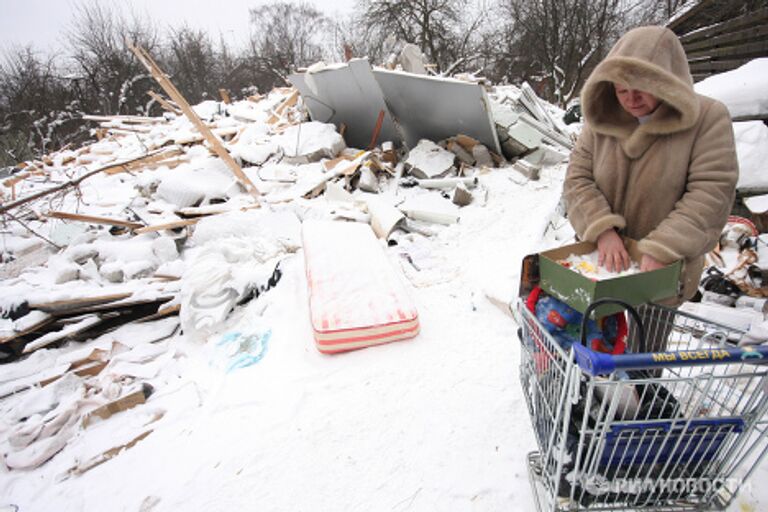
640, 254, 666, 272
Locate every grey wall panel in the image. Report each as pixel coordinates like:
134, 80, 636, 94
288, 59, 400, 150
372, 69, 501, 153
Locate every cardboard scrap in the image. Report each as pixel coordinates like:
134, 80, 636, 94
82, 384, 153, 428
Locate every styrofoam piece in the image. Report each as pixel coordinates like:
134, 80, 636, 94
415, 176, 478, 190
366, 196, 405, 239
302, 220, 419, 354
744, 194, 768, 214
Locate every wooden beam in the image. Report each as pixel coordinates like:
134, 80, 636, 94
101, 148, 185, 175
680, 6, 768, 43
137, 303, 181, 323
147, 90, 182, 115
133, 218, 199, 234
0, 149, 172, 215
687, 40, 768, 61
0, 314, 54, 345
688, 57, 756, 74
81, 114, 166, 124
267, 89, 299, 124
28, 293, 134, 314
684, 23, 768, 53
47, 211, 144, 229
667, 0, 717, 32
128, 43, 261, 198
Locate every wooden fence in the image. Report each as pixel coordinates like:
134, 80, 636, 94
669, 2, 768, 83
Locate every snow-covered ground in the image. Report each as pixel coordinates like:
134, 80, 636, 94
1, 65, 768, 512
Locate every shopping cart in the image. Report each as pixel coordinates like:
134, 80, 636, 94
517, 297, 768, 511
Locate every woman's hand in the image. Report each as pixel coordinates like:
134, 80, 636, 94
640, 253, 666, 272
597, 228, 630, 272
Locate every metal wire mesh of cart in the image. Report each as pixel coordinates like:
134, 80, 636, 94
517, 300, 768, 512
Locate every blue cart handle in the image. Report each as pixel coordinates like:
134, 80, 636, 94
574, 343, 768, 376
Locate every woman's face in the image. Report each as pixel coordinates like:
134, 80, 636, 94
614, 84, 660, 117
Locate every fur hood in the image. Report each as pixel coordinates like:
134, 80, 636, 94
581, 26, 700, 158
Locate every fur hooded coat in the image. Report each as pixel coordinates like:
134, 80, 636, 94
563, 26, 739, 301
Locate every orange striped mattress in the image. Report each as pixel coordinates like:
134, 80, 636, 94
302, 220, 419, 354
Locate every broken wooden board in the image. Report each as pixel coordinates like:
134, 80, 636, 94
267, 89, 299, 124
22, 315, 104, 354
0, 311, 55, 345
136, 303, 181, 323
302, 220, 419, 354
128, 43, 261, 198
101, 148, 185, 175
147, 90, 182, 115
175, 202, 260, 218
28, 293, 133, 315
81, 114, 167, 125
133, 218, 199, 234
47, 211, 143, 230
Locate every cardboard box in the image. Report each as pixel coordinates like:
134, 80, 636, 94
537, 239, 681, 317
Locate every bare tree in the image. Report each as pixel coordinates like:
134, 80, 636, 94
357, 0, 488, 74
67, 1, 159, 115
497, 0, 626, 106
0, 46, 83, 164
164, 26, 222, 104
249, 1, 333, 91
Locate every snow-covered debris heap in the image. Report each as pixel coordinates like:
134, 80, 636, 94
0, 50, 574, 475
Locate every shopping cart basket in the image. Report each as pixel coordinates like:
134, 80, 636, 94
517, 297, 768, 511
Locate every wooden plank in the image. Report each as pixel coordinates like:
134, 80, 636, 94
128, 43, 261, 198
133, 218, 199, 234
29, 293, 133, 314
680, 7, 768, 43
367, 110, 386, 149
47, 211, 143, 229
267, 89, 299, 124
0, 314, 55, 345
101, 148, 185, 175
688, 58, 755, 74
22, 315, 104, 354
175, 202, 260, 218
684, 23, 768, 53
667, 0, 716, 32
50, 295, 174, 318
137, 303, 181, 323
82, 114, 166, 124
147, 90, 182, 115
687, 40, 768, 61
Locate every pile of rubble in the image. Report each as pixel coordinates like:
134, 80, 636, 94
0, 47, 574, 475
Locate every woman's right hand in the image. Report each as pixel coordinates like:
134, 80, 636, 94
596, 228, 630, 272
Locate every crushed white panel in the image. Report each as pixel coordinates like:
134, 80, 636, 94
274, 121, 345, 162
289, 59, 400, 149
404, 140, 456, 179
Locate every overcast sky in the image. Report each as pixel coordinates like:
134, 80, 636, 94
0, 0, 356, 55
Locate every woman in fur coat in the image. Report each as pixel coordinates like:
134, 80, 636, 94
564, 26, 739, 313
